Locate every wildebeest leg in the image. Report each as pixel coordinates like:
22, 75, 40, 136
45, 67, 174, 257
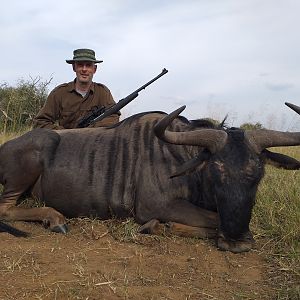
0, 133, 68, 233
0, 183, 68, 234
0, 128, 67, 233
137, 200, 218, 237
139, 219, 216, 238
160, 202, 255, 252
165, 222, 217, 238
162, 199, 218, 229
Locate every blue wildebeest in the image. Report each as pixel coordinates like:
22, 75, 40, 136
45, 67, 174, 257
0, 104, 299, 253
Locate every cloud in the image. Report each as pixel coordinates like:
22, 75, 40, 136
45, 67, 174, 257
265, 82, 294, 91
0, 0, 300, 129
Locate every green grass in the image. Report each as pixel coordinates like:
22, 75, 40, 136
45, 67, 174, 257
252, 146, 300, 299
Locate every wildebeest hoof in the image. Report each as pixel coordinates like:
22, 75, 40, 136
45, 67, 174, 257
217, 232, 254, 253
139, 219, 160, 234
43, 219, 50, 229
51, 224, 69, 234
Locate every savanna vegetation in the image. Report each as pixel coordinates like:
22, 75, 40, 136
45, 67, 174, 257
253, 146, 300, 299
0, 77, 50, 133
0, 79, 299, 299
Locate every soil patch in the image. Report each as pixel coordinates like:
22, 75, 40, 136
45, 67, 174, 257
0, 219, 274, 300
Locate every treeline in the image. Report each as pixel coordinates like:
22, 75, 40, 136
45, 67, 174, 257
0, 77, 51, 132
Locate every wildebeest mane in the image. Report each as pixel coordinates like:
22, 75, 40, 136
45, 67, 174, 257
109, 111, 228, 132
189, 115, 228, 130
107, 111, 170, 129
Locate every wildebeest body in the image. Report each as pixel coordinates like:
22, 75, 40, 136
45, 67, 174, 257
1, 108, 300, 253
36, 113, 211, 221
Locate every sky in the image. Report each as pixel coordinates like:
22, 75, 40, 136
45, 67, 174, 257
1, 0, 300, 130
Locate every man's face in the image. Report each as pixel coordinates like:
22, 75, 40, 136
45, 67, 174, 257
73, 61, 97, 85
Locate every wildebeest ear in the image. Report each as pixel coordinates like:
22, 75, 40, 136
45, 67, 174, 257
262, 149, 300, 170
170, 151, 210, 178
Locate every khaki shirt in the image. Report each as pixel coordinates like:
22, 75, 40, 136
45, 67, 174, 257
33, 80, 120, 129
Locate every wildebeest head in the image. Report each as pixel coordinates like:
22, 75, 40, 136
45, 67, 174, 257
154, 106, 300, 252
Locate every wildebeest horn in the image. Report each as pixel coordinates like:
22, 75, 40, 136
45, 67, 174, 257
285, 102, 300, 115
154, 106, 228, 153
245, 102, 300, 153
245, 130, 300, 153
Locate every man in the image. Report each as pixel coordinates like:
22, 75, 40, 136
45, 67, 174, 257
34, 49, 120, 129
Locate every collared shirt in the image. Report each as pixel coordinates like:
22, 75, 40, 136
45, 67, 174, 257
33, 80, 120, 129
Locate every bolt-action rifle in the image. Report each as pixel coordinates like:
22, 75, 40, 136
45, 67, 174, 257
77, 68, 168, 128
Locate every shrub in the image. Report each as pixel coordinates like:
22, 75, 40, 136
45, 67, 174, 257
240, 122, 264, 130
0, 77, 51, 132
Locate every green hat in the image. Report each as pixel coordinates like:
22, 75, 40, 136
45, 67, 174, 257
66, 48, 103, 64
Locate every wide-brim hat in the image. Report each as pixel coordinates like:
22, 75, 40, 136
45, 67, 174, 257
66, 48, 103, 64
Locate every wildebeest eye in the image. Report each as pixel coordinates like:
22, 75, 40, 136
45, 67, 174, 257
243, 159, 263, 182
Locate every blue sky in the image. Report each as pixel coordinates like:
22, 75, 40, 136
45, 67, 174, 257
1, 0, 300, 129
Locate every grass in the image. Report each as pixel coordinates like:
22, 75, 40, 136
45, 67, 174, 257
0, 132, 299, 298
252, 146, 300, 300
0, 128, 30, 144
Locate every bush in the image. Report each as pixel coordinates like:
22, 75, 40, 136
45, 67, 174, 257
240, 122, 264, 130
0, 77, 51, 132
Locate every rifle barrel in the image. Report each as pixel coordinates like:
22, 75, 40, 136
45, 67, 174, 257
90, 68, 168, 125
285, 102, 300, 115
133, 68, 168, 94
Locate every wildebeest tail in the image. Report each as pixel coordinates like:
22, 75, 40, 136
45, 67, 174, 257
0, 221, 29, 237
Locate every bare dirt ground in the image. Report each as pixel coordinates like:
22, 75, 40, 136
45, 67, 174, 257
0, 219, 276, 300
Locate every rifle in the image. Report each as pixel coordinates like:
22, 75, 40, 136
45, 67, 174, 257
77, 68, 168, 128
285, 102, 300, 115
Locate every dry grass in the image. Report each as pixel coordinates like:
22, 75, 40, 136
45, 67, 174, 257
0, 129, 29, 144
